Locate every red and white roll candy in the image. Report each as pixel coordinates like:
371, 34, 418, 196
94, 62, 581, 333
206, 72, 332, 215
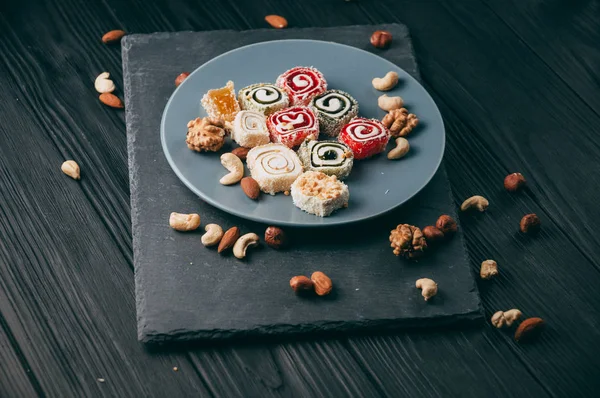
276, 67, 327, 106
267, 106, 320, 148
338, 117, 390, 160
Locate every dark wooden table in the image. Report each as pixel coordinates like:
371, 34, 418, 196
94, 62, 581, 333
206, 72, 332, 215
1, 0, 599, 396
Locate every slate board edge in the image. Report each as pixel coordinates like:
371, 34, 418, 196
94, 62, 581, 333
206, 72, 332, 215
142, 309, 483, 345
123, 25, 483, 344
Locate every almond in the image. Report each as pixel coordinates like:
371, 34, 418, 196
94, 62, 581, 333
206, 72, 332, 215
102, 29, 126, 44
175, 72, 190, 87
311, 271, 333, 296
514, 317, 545, 342
241, 177, 260, 200
218, 226, 240, 253
290, 276, 314, 293
265, 15, 288, 29
99, 93, 124, 109
231, 147, 249, 161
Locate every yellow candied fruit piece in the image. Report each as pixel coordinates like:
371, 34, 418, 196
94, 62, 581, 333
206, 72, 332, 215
203, 81, 240, 122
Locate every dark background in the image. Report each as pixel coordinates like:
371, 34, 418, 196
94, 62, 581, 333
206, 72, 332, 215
1, 0, 599, 396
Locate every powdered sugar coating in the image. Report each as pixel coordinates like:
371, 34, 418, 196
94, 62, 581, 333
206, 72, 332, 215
276, 67, 327, 106
267, 106, 319, 148
338, 117, 390, 160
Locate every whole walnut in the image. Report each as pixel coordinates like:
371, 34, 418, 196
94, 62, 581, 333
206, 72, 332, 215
389, 224, 427, 259
382, 108, 419, 137
186, 117, 226, 152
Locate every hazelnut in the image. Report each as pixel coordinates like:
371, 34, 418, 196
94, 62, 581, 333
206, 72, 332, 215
520, 214, 541, 234
436, 215, 457, 236
290, 276, 313, 293
422, 226, 444, 244
175, 72, 190, 87
370, 30, 393, 49
265, 226, 287, 249
504, 172, 526, 192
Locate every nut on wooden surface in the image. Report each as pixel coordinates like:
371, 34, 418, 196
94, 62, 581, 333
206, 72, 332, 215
94, 72, 115, 93
520, 213, 541, 233
175, 72, 190, 87
61, 160, 80, 180
169, 212, 200, 232
515, 317, 545, 342
436, 215, 457, 236
265, 226, 287, 249
370, 30, 393, 49
218, 226, 240, 253
99, 93, 124, 108
460, 195, 489, 212
311, 271, 332, 296
504, 172, 526, 192
265, 14, 288, 29
290, 276, 314, 293
491, 309, 522, 328
102, 29, 126, 44
480, 259, 498, 280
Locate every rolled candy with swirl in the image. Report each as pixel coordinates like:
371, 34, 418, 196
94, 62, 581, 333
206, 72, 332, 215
310, 89, 359, 137
339, 117, 391, 160
267, 106, 319, 148
231, 110, 270, 148
297, 139, 354, 180
246, 143, 304, 195
238, 83, 289, 115
276, 67, 327, 106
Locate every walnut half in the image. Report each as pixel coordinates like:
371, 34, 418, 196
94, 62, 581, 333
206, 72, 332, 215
389, 224, 427, 259
186, 117, 226, 152
382, 108, 418, 137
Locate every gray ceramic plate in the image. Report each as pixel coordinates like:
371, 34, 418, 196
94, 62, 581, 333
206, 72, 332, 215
161, 40, 445, 227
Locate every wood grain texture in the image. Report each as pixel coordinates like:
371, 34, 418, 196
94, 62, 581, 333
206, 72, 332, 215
0, 0, 599, 396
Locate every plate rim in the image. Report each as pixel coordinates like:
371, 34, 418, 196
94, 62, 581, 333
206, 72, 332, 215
160, 39, 445, 228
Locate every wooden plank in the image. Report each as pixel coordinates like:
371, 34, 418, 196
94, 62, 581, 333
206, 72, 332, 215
346, 332, 551, 397
353, 0, 600, 395
0, 0, 598, 395
0, 0, 384, 396
0, 313, 39, 397
484, 0, 600, 112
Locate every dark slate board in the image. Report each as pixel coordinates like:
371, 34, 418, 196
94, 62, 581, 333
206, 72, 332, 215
123, 24, 482, 344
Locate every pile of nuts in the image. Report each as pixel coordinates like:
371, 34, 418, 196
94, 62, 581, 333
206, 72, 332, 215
290, 271, 333, 296
169, 213, 289, 261
387, 171, 546, 341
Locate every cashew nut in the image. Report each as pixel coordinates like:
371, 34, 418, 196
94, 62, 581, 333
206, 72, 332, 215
460, 195, 489, 212
491, 309, 522, 328
61, 160, 80, 180
480, 259, 498, 280
233, 233, 260, 259
387, 137, 410, 160
372, 71, 399, 91
416, 278, 438, 301
219, 153, 244, 185
94, 72, 116, 93
169, 212, 201, 231
378, 94, 404, 111
201, 223, 224, 247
